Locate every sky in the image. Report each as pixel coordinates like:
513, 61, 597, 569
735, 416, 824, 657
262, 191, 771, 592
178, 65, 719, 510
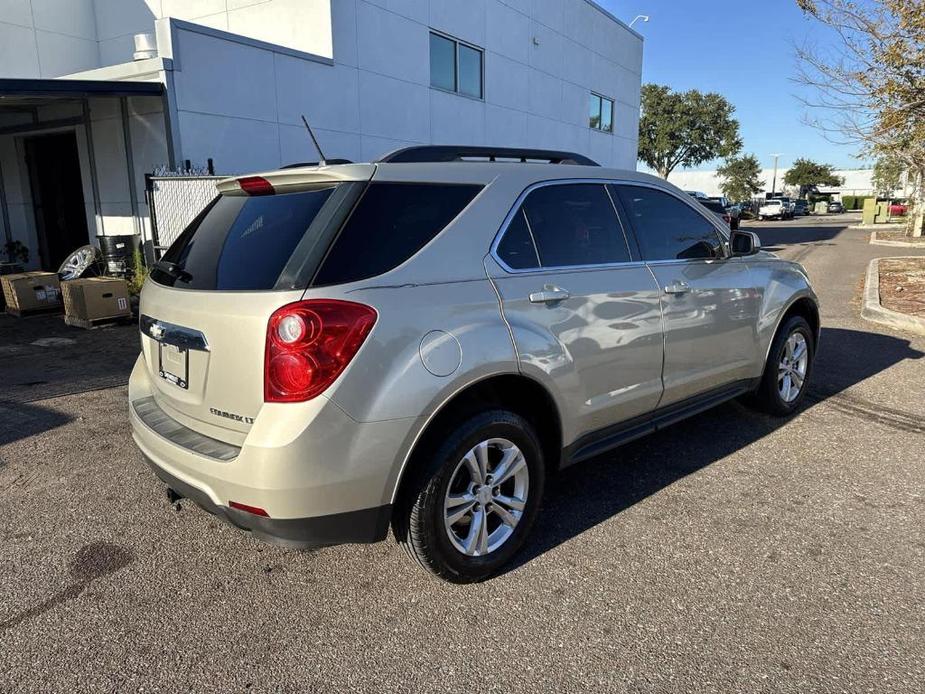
597, 0, 868, 172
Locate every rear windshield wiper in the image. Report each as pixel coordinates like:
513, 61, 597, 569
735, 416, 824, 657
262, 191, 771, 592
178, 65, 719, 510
153, 260, 192, 283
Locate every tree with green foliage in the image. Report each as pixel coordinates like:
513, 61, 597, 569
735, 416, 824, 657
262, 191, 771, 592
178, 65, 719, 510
638, 84, 742, 179
795, 0, 925, 235
782, 158, 843, 198
716, 154, 766, 202
872, 156, 906, 196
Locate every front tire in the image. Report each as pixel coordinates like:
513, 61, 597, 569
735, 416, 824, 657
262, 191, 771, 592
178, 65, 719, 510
748, 315, 815, 416
394, 410, 545, 583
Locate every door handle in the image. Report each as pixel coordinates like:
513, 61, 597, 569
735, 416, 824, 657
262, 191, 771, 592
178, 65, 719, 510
529, 286, 570, 303
664, 281, 691, 295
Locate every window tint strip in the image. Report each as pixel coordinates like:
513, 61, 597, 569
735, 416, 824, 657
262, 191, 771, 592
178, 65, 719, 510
521, 208, 542, 267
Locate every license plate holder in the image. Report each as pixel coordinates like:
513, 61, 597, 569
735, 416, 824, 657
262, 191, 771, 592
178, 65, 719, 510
158, 342, 189, 389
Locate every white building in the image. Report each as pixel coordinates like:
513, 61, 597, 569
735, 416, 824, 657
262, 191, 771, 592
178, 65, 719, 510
0, 0, 643, 272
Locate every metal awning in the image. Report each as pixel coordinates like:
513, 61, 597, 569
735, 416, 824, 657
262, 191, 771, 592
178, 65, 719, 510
0, 78, 163, 105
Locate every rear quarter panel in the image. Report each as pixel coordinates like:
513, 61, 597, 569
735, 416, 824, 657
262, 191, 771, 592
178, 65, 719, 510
303, 278, 519, 505
307, 279, 519, 423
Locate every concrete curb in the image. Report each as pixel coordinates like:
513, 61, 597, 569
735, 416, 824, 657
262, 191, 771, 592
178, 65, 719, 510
867, 230, 925, 247
861, 257, 925, 336
852, 224, 904, 231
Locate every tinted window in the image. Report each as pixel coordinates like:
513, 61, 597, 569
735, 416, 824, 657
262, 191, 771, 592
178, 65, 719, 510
515, 184, 630, 268
458, 44, 482, 98
600, 97, 613, 132
152, 187, 344, 290
589, 93, 614, 132
430, 33, 456, 91
615, 185, 724, 261
313, 183, 481, 285
589, 94, 602, 129
496, 209, 539, 269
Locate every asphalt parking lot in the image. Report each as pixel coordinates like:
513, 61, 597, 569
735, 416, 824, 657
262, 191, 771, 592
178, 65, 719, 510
1, 213, 923, 693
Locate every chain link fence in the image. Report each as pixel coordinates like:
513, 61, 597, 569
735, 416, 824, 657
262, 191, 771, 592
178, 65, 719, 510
145, 172, 223, 257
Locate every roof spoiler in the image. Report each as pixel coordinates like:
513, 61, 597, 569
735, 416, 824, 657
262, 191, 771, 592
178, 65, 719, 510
378, 145, 599, 166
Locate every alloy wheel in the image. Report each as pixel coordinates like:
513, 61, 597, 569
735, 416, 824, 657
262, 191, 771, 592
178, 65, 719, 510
443, 438, 529, 557
778, 332, 809, 403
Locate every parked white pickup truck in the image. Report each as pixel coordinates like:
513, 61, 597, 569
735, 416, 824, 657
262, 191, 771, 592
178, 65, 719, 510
759, 199, 787, 220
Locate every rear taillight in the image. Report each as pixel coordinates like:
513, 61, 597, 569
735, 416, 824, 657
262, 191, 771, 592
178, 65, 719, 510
238, 176, 275, 196
264, 300, 377, 403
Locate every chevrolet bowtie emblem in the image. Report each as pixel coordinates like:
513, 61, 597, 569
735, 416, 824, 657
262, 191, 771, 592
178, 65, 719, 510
150, 323, 165, 340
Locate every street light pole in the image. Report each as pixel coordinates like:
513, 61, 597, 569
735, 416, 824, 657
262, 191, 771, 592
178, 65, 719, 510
770, 153, 783, 196
630, 15, 649, 28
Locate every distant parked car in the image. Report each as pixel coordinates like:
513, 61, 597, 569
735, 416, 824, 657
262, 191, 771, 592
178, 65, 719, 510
827, 201, 844, 214
758, 199, 786, 220
771, 197, 795, 219
737, 201, 757, 217
793, 200, 810, 216
705, 196, 741, 227
685, 190, 709, 200
889, 202, 908, 216
699, 199, 736, 229
726, 204, 743, 229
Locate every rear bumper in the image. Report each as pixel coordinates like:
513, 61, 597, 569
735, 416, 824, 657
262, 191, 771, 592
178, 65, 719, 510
128, 355, 419, 547
145, 456, 391, 548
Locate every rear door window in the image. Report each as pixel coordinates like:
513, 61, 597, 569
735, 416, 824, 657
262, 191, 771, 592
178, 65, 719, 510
312, 183, 481, 285
504, 183, 631, 268
614, 185, 724, 261
152, 185, 360, 291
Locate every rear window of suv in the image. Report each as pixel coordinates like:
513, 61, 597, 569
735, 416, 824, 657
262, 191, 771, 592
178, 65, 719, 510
151, 185, 357, 291
152, 181, 480, 291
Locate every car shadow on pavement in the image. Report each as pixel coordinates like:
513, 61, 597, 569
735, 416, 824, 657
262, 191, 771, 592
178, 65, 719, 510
746, 220, 849, 252
0, 314, 138, 404
0, 400, 73, 451
506, 326, 924, 574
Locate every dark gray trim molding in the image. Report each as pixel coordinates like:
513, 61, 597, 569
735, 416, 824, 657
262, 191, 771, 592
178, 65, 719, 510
0, 77, 164, 98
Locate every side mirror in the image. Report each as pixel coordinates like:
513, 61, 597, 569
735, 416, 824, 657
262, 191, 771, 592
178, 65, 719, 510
730, 230, 761, 256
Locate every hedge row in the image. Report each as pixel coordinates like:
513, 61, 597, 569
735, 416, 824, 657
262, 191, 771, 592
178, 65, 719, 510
841, 195, 875, 210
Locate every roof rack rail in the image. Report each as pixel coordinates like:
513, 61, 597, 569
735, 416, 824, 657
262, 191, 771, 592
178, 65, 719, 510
377, 146, 599, 166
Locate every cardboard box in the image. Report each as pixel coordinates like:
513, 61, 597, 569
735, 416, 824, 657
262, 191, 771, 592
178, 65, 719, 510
62, 277, 131, 324
1, 271, 62, 314
0, 264, 25, 310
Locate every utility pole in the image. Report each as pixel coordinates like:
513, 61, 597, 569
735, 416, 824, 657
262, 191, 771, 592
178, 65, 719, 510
770, 153, 783, 196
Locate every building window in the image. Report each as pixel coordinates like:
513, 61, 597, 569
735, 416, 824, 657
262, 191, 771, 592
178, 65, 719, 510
589, 93, 614, 133
429, 31, 483, 99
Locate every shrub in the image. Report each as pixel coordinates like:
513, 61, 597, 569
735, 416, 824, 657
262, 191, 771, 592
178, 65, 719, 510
842, 195, 856, 210
127, 247, 148, 296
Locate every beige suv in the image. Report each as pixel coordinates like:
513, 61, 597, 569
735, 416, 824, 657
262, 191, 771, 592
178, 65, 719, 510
130, 146, 819, 583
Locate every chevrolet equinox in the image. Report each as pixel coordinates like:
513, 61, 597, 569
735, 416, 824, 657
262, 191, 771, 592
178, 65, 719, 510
130, 146, 820, 583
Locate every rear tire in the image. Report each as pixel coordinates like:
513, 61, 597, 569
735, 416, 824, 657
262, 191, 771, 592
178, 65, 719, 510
393, 409, 545, 583
747, 315, 815, 416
